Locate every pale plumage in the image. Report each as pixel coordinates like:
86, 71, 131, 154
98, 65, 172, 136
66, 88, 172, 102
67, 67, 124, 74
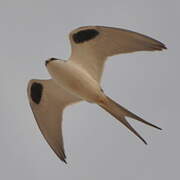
27, 26, 166, 163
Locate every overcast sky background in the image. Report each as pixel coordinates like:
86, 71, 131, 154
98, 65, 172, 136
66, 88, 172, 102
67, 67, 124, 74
0, 0, 179, 179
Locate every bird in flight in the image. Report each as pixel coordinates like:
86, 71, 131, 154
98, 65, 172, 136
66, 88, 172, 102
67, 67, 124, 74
27, 26, 166, 163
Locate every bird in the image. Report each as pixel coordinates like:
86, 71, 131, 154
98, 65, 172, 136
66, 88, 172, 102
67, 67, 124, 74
27, 26, 166, 163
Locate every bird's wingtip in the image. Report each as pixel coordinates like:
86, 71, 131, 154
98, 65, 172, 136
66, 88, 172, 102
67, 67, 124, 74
160, 43, 167, 50
61, 158, 67, 164
153, 42, 167, 51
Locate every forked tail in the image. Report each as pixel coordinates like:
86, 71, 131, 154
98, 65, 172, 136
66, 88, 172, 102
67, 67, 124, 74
99, 96, 161, 144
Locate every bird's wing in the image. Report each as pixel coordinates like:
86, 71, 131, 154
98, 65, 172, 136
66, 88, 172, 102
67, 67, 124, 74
69, 26, 166, 82
27, 79, 81, 163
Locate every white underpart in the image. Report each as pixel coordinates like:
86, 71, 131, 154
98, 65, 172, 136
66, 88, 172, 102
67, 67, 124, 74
46, 60, 104, 103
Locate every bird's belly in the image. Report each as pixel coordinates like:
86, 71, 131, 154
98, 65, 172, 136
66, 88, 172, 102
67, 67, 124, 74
47, 62, 103, 102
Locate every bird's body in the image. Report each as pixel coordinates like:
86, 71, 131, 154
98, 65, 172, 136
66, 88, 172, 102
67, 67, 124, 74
47, 60, 104, 103
27, 25, 166, 163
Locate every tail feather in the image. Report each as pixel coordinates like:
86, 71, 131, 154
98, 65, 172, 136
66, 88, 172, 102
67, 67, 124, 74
99, 96, 161, 144
110, 98, 162, 130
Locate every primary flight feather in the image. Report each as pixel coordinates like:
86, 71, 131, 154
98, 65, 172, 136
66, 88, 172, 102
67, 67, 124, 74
27, 26, 166, 163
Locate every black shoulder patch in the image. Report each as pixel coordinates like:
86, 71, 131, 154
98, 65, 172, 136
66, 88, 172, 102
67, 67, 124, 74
72, 29, 99, 43
30, 82, 43, 104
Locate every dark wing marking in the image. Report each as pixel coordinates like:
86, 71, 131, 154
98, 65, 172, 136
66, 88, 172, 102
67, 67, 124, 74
30, 82, 43, 104
72, 29, 99, 43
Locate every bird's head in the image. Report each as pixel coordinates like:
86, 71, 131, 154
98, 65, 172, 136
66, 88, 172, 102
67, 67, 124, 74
45, 57, 59, 66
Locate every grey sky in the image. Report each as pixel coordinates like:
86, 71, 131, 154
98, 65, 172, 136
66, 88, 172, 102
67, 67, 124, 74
0, 0, 179, 179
